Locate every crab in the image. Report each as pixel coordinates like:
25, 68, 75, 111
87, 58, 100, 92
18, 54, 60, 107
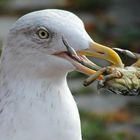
63, 37, 140, 96
84, 49, 140, 96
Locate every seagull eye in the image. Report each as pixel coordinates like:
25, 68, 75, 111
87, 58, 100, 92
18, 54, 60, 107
37, 29, 49, 39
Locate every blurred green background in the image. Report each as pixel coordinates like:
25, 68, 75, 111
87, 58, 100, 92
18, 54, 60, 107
0, 0, 140, 140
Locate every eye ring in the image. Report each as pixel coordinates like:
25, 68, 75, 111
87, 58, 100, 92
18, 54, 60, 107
37, 28, 49, 39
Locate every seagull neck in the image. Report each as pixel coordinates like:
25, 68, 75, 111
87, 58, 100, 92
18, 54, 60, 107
0, 58, 68, 85
0, 64, 69, 102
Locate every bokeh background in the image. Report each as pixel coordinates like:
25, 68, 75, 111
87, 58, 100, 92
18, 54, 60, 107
0, 0, 140, 140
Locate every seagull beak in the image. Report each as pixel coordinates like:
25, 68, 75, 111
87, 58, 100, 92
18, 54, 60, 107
59, 38, 123, 80
77, 42, 123, 67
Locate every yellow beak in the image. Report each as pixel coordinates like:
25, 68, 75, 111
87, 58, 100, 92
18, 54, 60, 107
77, 42, 123, 67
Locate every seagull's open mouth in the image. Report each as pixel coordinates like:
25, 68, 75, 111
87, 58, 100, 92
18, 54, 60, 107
54, 37, 123, 79
55, 51, 103, 79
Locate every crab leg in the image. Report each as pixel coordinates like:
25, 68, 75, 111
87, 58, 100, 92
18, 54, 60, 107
84, 67, 123, 86
104, 71, 122, 81
83, 67, 106, 86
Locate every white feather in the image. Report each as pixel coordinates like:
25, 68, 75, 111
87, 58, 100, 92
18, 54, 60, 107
0, 9, 93, 140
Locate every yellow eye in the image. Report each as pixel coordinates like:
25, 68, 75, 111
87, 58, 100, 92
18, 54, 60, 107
37, 29, 49, 39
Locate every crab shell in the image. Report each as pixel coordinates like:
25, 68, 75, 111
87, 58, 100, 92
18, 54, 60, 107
98, 66, 140, 96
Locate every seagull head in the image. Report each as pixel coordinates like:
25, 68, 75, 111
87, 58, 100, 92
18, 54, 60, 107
5, 9, 122, 77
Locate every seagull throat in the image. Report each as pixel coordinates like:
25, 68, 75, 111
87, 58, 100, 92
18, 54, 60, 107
0, 59, 82, 140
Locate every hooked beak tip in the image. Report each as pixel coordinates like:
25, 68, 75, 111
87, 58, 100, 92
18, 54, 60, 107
77, 42, 123, 67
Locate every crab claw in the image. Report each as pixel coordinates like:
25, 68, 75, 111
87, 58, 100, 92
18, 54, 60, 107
113, 48, 140, 68
113, 48, 137, 59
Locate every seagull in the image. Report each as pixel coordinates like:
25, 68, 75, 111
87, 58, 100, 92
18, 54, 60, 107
0, 9, 122, 140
